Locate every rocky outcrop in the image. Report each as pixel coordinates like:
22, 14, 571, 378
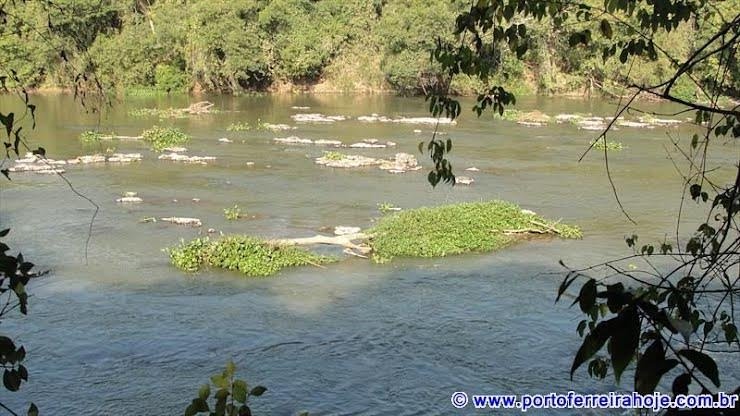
10, 152, 142, 174
291, 113, 347, 123
334, 226, 362, 236
357, 114, 456, 125
263, 123, 295, 131
378, 153, 420, 173
162, 146, 188, 152
455, 176, 475, 185
315, 154, 380, 168
161, 217, 202, 226
348, 139, 397, 148
158, 153, 216, 165
116, 191, 142, 203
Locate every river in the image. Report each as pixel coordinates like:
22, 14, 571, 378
0, 94, 737, 415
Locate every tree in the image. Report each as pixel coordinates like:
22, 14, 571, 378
426, 0, 739, 411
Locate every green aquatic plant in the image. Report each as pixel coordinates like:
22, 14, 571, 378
323, 151, 345, 161
589, 138, 624, 151
129, 107, 189, 119
226, 122, 251, 132
377, 202, 401, 214
368, 201, 581, 263
184, 361, 266, 416
79, 130, 103, 144
495, 108, 521, 121
167, 236, 335, 277
224, 205, 242, 221
141, 126, 190, 152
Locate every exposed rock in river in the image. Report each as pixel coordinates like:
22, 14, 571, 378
158, 153, 216, 165
263, 123, 295, 131
357, 114, 456, 125
291, 113, 347, 123
10, 152, 142, 174
315, 154, 380, 168
116, 196, 143, 203
315, 152, 420, 173
274, 137, 395, 148
455, 176, 475, 185
378, 153, 420, 172
617, 120, 653, 128
162, 146, 188, 152
161, 217, 202, 226
517, 121, 545, 127
348, 139, 397, 148
334, 226, 362, 236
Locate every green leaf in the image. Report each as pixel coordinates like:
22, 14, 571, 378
211, 374, 229, 389
599, 19, 613, 38
635, 340, 678, 394
609, 306, 640, 383
198, 384, 210, 401
571, 318, 614, 378
27, 403, 38, 416
723, 323, 737, 345
225, 361, 236, 377
3, 369, 21, 391
576, 279, 597, 313
672, 372, 691, 395
233, 379, 247, 404
677, 349, 720, 386
249, 386, 267, 397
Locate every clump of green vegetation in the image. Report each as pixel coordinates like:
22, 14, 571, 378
79, 130, 103, 144
368, 201, 582, 262
129, 108, 189, 119
141, 126, 190, 152
323, 151, 346, 161
496, 109, 522, 121
589, 138, 625, 151
167, 236, 336, 277
227, 120, 270, 132
377, 202, 401, 214
224, 205, 242, 221
226, 122, 251, 132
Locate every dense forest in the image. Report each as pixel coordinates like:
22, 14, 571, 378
1, 0, 738, 98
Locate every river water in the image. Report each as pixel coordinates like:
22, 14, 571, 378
0, 94, 737, 415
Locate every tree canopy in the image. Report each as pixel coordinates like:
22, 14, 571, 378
2, 0, 736, 96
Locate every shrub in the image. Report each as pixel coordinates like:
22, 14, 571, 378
141, 126, 190, 152
167, 236, 335, 277
368, 201, 581, 262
